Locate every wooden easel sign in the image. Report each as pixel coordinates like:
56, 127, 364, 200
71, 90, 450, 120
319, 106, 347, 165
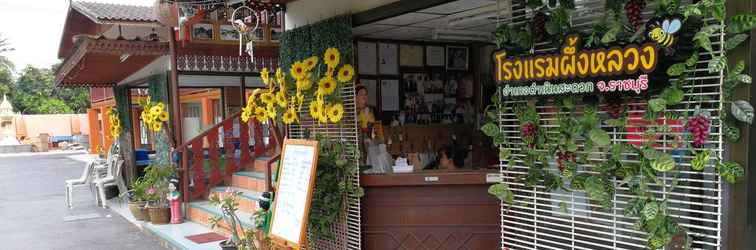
268, 138, 319, 250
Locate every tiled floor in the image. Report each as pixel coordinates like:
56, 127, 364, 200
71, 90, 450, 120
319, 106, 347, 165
109, 198, 223, 250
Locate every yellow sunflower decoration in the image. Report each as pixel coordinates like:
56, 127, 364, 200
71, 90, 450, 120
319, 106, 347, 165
317, 77, 337, 96
337, 64, 354, 83
108, 110, 122, 139
327, 103, 345, 123
260, 92, 275, 106
324, 48, 340, 68
304, 56, 318, 71
282, 108, 298, 125
275, 91, 288, 108
290, 62, 307, 80
309, 100, 322, 120
139, 100, 169, 132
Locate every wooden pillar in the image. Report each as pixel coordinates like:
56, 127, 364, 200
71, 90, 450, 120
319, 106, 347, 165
169, 29, 183, 146
101, 107, 112, 152
132, 107, 142, 149
201, 97, 214, 126
87, 108, 100, 154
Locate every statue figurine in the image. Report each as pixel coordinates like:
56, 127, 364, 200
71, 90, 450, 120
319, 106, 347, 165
167, 180, 182, 224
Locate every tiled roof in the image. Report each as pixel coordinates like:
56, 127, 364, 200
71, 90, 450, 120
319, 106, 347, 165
71, 1, 157, 23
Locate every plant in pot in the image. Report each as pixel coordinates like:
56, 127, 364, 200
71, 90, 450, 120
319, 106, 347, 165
208, 189, 261, 250
143, 163, 174, 224
125, 177, 150, 221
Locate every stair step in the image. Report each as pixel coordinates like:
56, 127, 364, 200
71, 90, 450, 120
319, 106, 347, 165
143, 221, 223, 250
189, 201, 256, 231
231, 171, 268, 192
209, 186, 263, 213
250, 156, 273, 172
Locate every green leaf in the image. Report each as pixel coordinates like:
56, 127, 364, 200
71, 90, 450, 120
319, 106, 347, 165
589, 129, 611, 147
661, 87, 684, 105
694, 30, 713, 53
493, 133, 507, 145
731, 100, 755, 124
601, 25, 621, 44
666, 63, 686, 76
606, 119, 625, 127
499, 148, 511, 160
642, 202, 660, 220
643, 147, 660, 160
732, 60, 746, 75
725, 34, 749, 50
488, 183, 514, 204
481, 123, 499, 137
691, 149, 711, 171
724, 122, 741, 142
717, 161, 745, 184
648, 98, 667, 112
682, 5, 702, 18
651, 153, 676, 172
726, 14, 756, 34
708, 56, 727, 73
685, 53, 699, 67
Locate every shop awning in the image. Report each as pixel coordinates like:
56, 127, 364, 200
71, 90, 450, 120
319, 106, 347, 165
55, 37, 169, 88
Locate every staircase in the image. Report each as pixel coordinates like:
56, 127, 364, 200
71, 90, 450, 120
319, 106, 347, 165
175, 111, 281, 241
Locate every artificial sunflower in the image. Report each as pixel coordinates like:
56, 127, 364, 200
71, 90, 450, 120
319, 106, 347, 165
296, 75, 313, 90
275, 68, 285, 85
327, 103, 345, 123
304, 56, 318, 71
337, 64, 355, 83
151, 122, 162, 132
150, 105, 163, 116
290, 61, 307, 80
282, 108, 298, 124
276, 91, 288, 108
324, 48, 340, 68
317, 77, 337, 96
309, 101, 322, 119
158, 111, 169, 122
141, 112, 153, 124
255, 107, 268, 121
261, 68, 270, 85
266, 105, 277, 120
260, 92, 275, 105
326, 66, 335, 78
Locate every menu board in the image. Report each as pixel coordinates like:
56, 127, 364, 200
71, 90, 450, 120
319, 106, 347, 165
269, 139, 320, 249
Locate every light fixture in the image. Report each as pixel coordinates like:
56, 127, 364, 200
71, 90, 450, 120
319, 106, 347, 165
433, 29, 492, 42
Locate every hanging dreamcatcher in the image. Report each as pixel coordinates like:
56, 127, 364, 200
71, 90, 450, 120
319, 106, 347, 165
230, 3, 260, 59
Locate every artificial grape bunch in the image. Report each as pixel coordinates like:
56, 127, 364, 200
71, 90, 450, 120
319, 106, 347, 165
520, 122, 538, 148
604, 98, 626, 119
556, 150, 576, 173
625, 0, 647, 31
686, 114, 711, 148
532, 11, 548, 42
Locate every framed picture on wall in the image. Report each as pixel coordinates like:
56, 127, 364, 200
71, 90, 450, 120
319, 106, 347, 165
400, 44, 424, 67
357, 42, 378, 75
378, 43, 399, 75
426, 46, 445, 67
446, 46, 468, 70
219, 24, 240, 41
192, 22, 215, 40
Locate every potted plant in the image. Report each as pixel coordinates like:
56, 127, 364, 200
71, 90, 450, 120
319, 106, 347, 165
143, 164, 174, 224
126, 177, 150, 221
209, 189, 261, 250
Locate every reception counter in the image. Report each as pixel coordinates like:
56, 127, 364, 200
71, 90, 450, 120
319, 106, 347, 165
360, 170, 500, 249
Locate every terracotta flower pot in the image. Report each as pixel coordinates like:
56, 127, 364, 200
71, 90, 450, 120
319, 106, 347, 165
128, 201, 149, 221
148, 207, 171, 224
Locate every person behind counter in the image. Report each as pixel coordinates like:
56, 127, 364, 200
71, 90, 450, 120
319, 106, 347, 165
426, 145, 468, 170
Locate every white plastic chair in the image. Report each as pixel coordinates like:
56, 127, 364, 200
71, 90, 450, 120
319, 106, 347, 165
93, 155, 126, 208
64, 161, 98, 209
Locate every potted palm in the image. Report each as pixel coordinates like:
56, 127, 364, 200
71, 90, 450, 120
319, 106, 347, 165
126, 177, 150, 221
209, 189, 261, 250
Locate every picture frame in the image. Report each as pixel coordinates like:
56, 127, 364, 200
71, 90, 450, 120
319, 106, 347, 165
446, 46, 468, 70
191, 22, 215, 40
378, 43, 399, 75
219, 24, 240, 41
425, 46, 445, 67
400, 44, 424, 67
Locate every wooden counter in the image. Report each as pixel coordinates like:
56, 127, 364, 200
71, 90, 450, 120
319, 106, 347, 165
360, 170, 500, 249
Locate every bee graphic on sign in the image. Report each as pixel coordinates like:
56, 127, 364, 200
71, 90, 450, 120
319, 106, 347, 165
647, 17, 682, 48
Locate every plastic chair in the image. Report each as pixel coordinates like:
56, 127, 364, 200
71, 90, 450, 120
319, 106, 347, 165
64, 161, 98, 209
93, 155, 126, 208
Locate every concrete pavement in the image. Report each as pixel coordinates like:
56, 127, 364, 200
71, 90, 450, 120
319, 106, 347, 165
0, 152, 166, 250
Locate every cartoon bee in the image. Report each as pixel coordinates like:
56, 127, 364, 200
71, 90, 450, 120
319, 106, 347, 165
648, 18, 682, 47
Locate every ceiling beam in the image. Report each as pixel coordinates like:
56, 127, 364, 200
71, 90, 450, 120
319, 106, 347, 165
352, 0, 458, 27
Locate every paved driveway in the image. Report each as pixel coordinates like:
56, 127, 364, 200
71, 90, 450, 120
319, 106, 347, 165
0, 152, 165, 250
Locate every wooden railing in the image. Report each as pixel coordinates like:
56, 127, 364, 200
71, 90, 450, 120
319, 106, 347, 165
177, 111, 281, 204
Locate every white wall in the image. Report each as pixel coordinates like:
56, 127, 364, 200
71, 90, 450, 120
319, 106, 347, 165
284, 0, 399, 30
